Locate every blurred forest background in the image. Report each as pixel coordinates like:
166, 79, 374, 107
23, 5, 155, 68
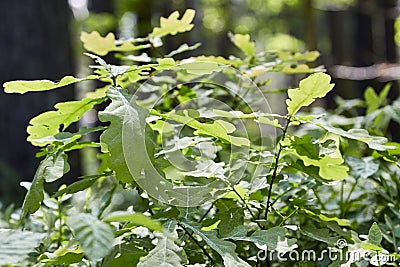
0, 0, 399, 206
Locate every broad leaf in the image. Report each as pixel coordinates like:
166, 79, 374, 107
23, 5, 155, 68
300, 225, 339, 246
290, 136, 320, 159
104, 211, 163, 232
137, 228, 185, 267
98, 88, 138, 183
42, 246, 84, 266
22, 150, 69, 218
68, 214, 114, 261
286, 73, 334, 115
151, 9, 195, 37
3, 75, 97, 94
317, 122, 395, 151
346, 156, 379, 179
81, 31, 148, 56
27, 97, 106, 146
229, 33, 255, 56
0, 229, 46, 266
181, 222, 251, 267
248, 226, 287, 250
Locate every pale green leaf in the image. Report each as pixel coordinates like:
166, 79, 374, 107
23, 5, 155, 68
68, 214, 114, 261
98, 87, 149, 183
3, 75, 97, 94
277, 51, 320, 62
27, 97, 105, 146
346, 156, 379, 179
176, 61, 221, 75
369, 222, 382, 246
151, 9, 195, 37
286, 73, 334, 115
81, 31, 148, 56
41, 246, 84, 266
137, 236, 184, 267
317, 122, 396, 151
181, 222, 251, 267
104, 211, 163, 232
0, 229, 45, 265
21, 150, 69, 218
229, 33, 255, 56
166, 43, 202, 57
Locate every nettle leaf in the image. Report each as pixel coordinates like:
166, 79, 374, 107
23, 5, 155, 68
81, 31, 148, 56
103, 211, 163, 232
27, 97, 106, 146
68, 214, 114, 261
3, 75, 97, 94
229, 33, 255, 56
317, 122, 395, 151
137, 231, 185, 267
22, 150, 69, 218
151, 9, 195, 38
368, 222, 383, 246
181, 222, 251, 267
346, 156, 379, 179
286, 73, 334, 115
0, 229, 46, 266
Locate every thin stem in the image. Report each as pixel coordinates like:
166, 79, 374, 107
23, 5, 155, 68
57, 199, 63, 247
232, 186, 264, 229
280, 207, 298, 226
177, 222, 215, 265
199, 203, 214, 223
339, 180, 345, 217
265, 116, 291, 220
312, 188, 326, 210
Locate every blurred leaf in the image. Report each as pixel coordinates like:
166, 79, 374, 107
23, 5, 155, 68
0, 229, 45, 265
286, 73, 334, 115
181, 221, 251, 267
81, 31, 148, 56
151, 9, 195, 37
42, 246, 84, 266
166, 43, 201, 57
51, 174, 106, 198
346, 156, 379, 179
229, 33, 255, 56
68, 214, 114, 261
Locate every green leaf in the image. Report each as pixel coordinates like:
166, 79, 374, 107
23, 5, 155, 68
303, 209, 349, 226
104, 211, 163, 232
346, 156, 379, 179
51, 173, 106, 198
166, 43, 202, 57
68, 214, 114, 261
181, 222, 251, 267
42, 246, 84, 266
277, 51, 320, 62
317, 122, 396, 151
248, 226, 286, 250
3, 75, 97, 94
290, 136, 320, 159
137, 230, 186, 267
110, 252, 146, 267
286, 73, 334, 115
217, 208, 244, 237
300, 225, 339, 246
368, 222, 383, 246
0, 229, 45, 266
176, 61, 221, 75
364, 84, 390, 114
98, 88, 140, 183
21, 150, 69, 218
81, 31, 148, 56
27, 97, 106, 146
229, 33, 255, 56
151, 9, 195, 37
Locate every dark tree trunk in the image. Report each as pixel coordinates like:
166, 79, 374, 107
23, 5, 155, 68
0, 1, 76, 205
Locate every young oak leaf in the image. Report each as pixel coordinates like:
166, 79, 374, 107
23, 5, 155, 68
150, 9, 195, 38
286, 73, 334, 115
228, 33, 255, 57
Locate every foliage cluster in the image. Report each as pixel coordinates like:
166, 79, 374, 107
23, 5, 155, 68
1, 9, 400, 267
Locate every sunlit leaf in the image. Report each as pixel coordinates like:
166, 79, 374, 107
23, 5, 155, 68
3, 75, 97, 94
104, 211, 163, 232
151, 9, 195, 37
229, 33, 255, 56
286, 73, 334, 115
